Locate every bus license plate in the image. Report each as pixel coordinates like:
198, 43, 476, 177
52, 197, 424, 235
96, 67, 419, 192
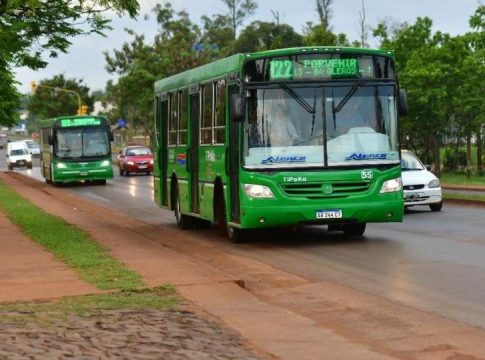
316, 209, 342, 219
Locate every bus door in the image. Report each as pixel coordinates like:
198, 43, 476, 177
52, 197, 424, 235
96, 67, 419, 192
228, 84, 241, 223
189, 91, 200, 214
159, 96, 169, 207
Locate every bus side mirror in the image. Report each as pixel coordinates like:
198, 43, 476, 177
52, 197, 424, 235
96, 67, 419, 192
398, 89, 408, 116
230, 93, 243, 122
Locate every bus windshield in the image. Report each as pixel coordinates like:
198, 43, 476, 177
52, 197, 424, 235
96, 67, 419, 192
243, 84, 399, 168
55, 128, 110, 159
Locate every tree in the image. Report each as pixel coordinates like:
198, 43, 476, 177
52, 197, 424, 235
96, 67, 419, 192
358, 0, 369, 47
104, 3, 211, 140
28, 74, 94, 121
232, 21, 303, 53
219, 0, 258, 39
316, 0, 333, 32
0, 0, 139, 126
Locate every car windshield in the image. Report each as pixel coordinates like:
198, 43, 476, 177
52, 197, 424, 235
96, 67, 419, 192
55, 128, 109, 159
243, 84, 399, 168
401, 151, 425, 171
11, 149, 28, 156
26, 141, 39, 149
126, 147, 151, 156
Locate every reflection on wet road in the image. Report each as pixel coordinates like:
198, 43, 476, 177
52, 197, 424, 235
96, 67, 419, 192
2, 149, 485, 330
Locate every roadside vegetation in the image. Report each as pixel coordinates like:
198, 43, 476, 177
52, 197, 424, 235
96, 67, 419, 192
0, 178, 143, 290
444, 191, 485, 203
441, 172, 485, 187
0, 286, 178, 324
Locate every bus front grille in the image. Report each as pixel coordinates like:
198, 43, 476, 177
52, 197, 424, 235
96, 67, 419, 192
280, 181, 371, 199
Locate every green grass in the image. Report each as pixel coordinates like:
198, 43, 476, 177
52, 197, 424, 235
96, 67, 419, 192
0, 286, 179, 324
444, 191, 485, 202
440, 172, 485, 187
0, 178, 144, 290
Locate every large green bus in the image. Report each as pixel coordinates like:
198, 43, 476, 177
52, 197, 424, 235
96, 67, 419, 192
39, 115, 114, 184
153, 47, 408, 242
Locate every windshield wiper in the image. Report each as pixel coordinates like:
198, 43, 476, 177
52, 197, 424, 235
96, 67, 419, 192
279, 84, 315, 114
279, 84, 320, 136
332, 79, 363, 114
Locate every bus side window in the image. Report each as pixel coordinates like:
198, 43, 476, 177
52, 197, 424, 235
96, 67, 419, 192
168, 93, 178, 146
201, 83, 213, 145
214, 79, 226, 145
178, 89, 188, 145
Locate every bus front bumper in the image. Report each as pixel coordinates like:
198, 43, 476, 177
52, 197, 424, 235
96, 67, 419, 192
53, 167, 113, 182
238, 197, 403, 229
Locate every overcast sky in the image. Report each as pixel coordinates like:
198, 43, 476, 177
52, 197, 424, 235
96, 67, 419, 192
14, 0, 481, 94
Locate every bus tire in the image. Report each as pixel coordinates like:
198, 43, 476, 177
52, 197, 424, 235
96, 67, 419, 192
174, 188, 192, 230
343, 223, 366, 237
227, 226, 248, 243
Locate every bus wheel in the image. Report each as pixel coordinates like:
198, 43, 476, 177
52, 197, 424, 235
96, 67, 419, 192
343, 223, 366, 237
174, 189, 192, 230
227, 226, 248, 243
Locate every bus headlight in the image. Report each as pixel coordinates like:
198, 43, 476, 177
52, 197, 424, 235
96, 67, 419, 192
100, 160, 111, 167
57, 162, 67, 169
244, 184, 275, 198
380, 178, 402, 193
428, 179, 440, 188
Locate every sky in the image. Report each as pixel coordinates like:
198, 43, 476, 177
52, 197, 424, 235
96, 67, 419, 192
13, 0, 481, 94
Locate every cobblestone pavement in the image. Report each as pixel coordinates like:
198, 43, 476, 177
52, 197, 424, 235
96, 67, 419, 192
0, 308, 263, 360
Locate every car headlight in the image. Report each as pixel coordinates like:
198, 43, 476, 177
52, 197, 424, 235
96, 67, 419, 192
380, 177, 402, 193
149, 159, 154, 164
100, 160, 111, 167
428, 178, 440, 188
243, 184, 275, 198
57, 162, 67, 169
127, 161, 135, 165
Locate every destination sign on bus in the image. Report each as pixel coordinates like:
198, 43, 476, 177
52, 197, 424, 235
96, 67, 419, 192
60, 118, 102, 127
269, 57, 374, 80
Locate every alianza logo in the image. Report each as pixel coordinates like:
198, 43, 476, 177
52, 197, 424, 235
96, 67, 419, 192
345, 153, 387, 161
261, 156, 306, 165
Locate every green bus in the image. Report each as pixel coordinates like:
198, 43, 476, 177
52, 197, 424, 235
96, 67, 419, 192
39, 115, 114, 185
153, 47, 408, 242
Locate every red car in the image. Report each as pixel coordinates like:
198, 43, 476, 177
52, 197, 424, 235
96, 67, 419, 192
118, 146, 153, 176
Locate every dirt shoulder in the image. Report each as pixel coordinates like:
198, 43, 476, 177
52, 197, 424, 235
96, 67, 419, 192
2, 172, 485, 360
0, 209, 98, 302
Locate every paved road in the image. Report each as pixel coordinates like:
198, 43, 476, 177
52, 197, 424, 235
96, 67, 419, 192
2, 149, 485, 330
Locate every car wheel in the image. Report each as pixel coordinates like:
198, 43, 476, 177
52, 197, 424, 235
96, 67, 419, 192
430, 202, 442, 212
174, 188, 192, 230
343, 223, 366, 236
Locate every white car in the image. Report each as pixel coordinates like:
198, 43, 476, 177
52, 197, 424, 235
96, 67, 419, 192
6, 141, 33, 170
22, 139, 40, 155
401, 150, 442, 211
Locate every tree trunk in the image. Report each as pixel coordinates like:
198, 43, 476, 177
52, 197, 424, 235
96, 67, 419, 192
477, 128, 483, 176
466, 131, 472, 178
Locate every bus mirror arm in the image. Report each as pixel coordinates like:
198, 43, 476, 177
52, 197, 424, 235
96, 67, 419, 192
230, 93, 244, 122
398, 89, 408, 116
